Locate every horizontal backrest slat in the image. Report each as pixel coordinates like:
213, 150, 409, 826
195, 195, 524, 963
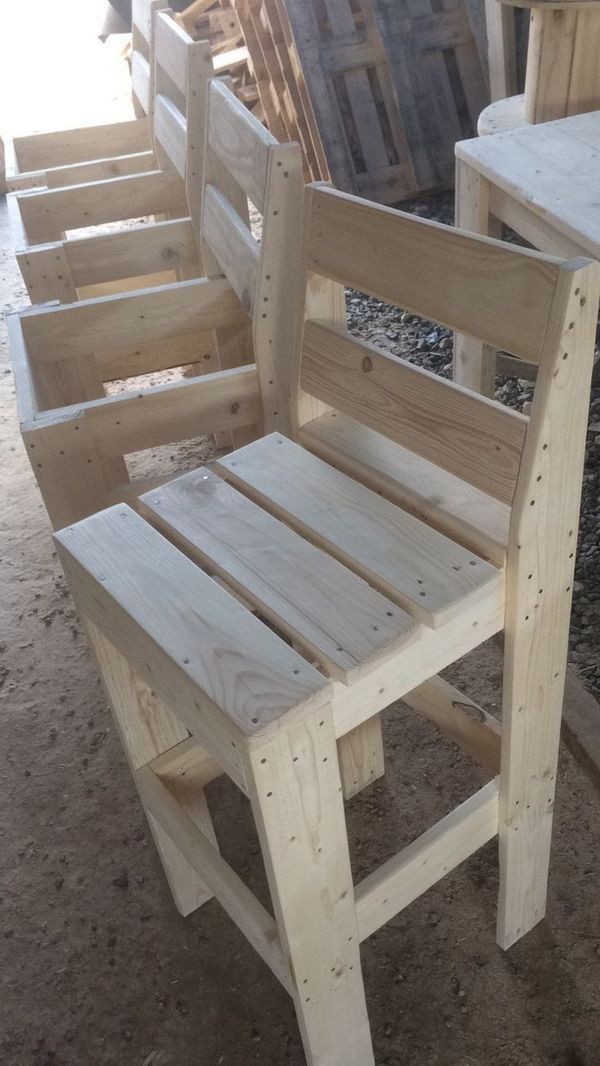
300, 321, 527, 505
307, 185, 563, 364
154, 10, 192, 97
132, 0, 164, 45
154, 94, 186, 177
208, 78, 276, 212
20, 277, 248, 360
131, 51, 151, 112
202, 184, 260, 313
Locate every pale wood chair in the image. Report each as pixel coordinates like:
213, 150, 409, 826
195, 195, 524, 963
9, 79, 303, 530
481, 0, 600, 135
54, 183, 599, 1064
14, 11, 213, 304
454, 108, 600, 393
2, 0, 165, 195
8, 12, 206, 259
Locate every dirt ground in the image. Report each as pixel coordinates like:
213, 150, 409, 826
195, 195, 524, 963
2, 202, 600, 1066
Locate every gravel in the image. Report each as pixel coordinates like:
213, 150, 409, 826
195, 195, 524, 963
345, 191, 600, 694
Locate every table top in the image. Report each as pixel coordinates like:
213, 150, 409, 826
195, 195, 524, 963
456, 110, 600, 256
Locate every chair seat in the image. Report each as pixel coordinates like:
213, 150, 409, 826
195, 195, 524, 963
299, 412, 510, 567
457, 109, 600, 258
140, 434, 505, 688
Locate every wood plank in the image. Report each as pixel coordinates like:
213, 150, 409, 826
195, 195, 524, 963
39, 219, 198, 289
307, 185, 562, 364
132, 51, 151, 114
244, 713, 374, 1064
96, 329, 214, 380
153, 95, 187, 178
355, 780, 499, 941
140, 466, 418, 681
17, 169, 188, 245
215, 434, 504, 628
20, 277, 247, 360
44, 151, 156, 189
402, 675, 501, 773
301, 320, 527, 506
12, 119, 150, 172
78, 365, 260, 457
87, 621, 218, 917
338, 717, 385, 799
202, 184, 260, 313
497, 257, 600, 949
208, 78, 275, 212
54, 507, 332, 752
298, 411, 510, 567
137, 763, 294, 991
154, 9, 192, 95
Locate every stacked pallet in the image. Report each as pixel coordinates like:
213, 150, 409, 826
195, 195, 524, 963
232, 0, 489, 202
177, 0, 259, 110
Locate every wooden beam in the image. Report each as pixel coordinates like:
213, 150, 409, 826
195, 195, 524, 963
402, 675, 501, 773
355, 780, 499, 941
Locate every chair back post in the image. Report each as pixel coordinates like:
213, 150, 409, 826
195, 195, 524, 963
196, 78, 304, 433
132, 0, 169, 118
498, 254, 600, 946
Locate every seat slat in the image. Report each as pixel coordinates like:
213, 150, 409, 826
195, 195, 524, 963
215, 435, 504, 629
301, 321, 527, 505
299, 412, 510, 567
54, 506, 331, 741
140, 467, 418, 682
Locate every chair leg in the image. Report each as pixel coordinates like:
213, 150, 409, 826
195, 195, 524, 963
453, 158, 499, 397
496, 628, 565, 950
243, 709, 374, 1066
86, 621, 218, 915
338, 715, 385, 800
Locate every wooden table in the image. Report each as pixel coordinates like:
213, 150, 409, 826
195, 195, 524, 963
454, 108, 600, 392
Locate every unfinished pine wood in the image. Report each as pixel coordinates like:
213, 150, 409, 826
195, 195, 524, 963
85, 620, 219, 916
12, 118, 150, 173
498, 256, 600, 948
216, 434, 503, 627
307, 185, 562, 364
338, 717, 385, 799
139, 466, 418, 681
355, 780, 499, 940
16, 169, 188, 245
244, 712, 374, 1065
298, 411, 510, 567
20, 277, 246, 361
54, 506, 331, 750
137, 762, 294, 989
300, 320, 527, 505
402, 675, 502, 773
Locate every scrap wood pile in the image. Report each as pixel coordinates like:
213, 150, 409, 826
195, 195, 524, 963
230, 0, 490, 201
176, 0, 259, 109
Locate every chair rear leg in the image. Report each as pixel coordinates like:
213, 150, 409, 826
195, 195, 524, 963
86, 620, 219, 915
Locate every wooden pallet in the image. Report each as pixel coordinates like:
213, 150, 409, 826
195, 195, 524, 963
233, 0, 489, 201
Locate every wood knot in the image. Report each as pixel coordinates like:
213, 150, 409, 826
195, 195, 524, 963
361, 355, 373, 373
230, 402, 240, 414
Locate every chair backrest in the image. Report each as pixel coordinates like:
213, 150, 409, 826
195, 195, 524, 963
287, 182, 599, 587
131, 0, 168, 115
196, 77, 305, 428
150, 10, 213, 181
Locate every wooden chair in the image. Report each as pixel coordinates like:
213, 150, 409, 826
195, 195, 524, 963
453, 108, 600, 393
14, 11, 214, 304
481, 0, 600, 135
2, 0, 165, 195
54, 184, 599, 1064
8, 12, 207, 260
9, 78, 303, 530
